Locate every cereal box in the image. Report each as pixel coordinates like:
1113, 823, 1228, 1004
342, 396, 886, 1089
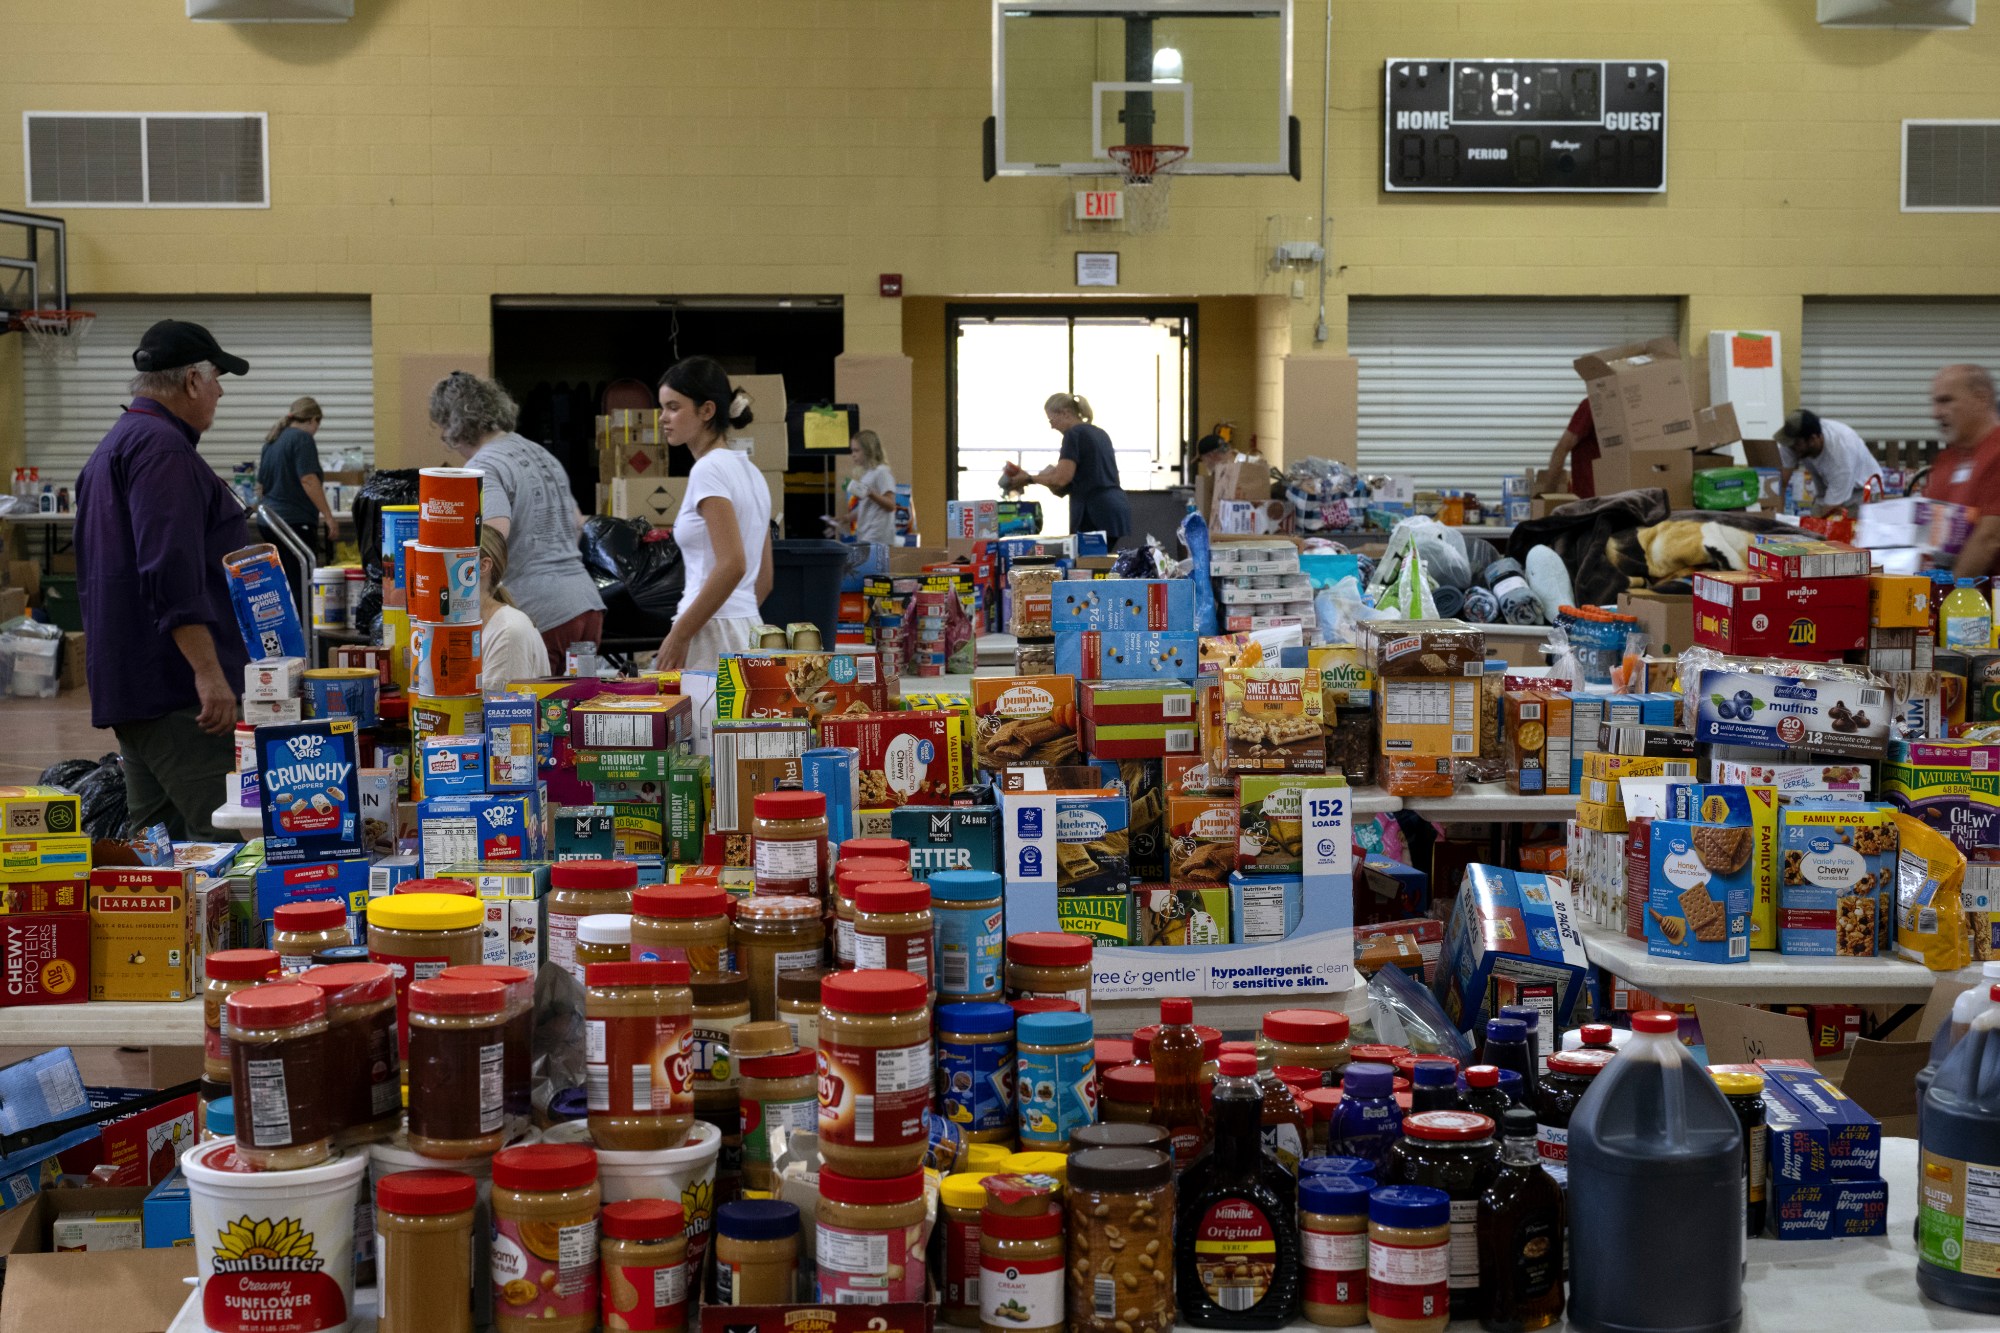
1237, 774, 1349, 875
416, 793, 535, 871
818, 711, 965, 807
1167, 795, 1238, 884
1433, 865, 1589, 1038
1778, 800, 1899, 956
252, 858, 369, 936
1138, 887, 1231, 946
971, 676, 1079, 770
256, 719, 363, 865
1055, 791, 1130, 892
1221, 668, 1326, 774
88, 867, 196, 1002
1058, 892, 1138, 945
0, 913, 88, 1006
715, 651, 891, 722
1054, 631, 1199, 683
0, 787, 81, 840
1646, 812, 1753, 963
420, 735, 485, 798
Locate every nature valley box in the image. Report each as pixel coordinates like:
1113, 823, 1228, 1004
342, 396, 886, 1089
1057, 892, 1137, 945
87, 867, 196, 1002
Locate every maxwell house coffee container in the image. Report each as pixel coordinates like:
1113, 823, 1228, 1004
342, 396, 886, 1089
417, 467, 483, 547
303, 666, 380, 727
405, 544, 482, 626
224, 544, 307, 661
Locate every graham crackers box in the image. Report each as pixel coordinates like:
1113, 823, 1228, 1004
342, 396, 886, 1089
88, 867, 197, 1002
1645, 813, 1753, 964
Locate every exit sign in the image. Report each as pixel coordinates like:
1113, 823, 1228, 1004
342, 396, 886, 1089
1075, 190, 1124, 221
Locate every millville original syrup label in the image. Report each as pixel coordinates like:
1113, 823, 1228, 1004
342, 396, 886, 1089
1194, 1199, 1278, 1310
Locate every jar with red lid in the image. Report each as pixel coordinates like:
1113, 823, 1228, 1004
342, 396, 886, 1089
226, 981, 332, 1170
203, 948, 280, 1084
584, 960, 695, 1151
1219, 1039, 1257, 1060
752, 791, 828, 900
632, 884, 735, 973
814, 1168, 927, 1303
818, 970, 931, 1178
408, 977, 509, 1159
838, 836, 910, 863
599, 1199, 688, 1333
549, 860, 638, 981
1095, 1037, 1137, 1097
1534, 1047, 1616, 1185
441, 963, 535, 1133
1382, 1110, 1499, 1318
491, 1144, 601, 1333
1258, 1008, 1353, 1085
852, 882, 933, 988
1005, 932, 1091, 1010
1099, 1063, 1157, 1124
296, 962, 400, 1145
1010, 996, 1081, 1020
272, 900, 352, 974
1134, 1022, 1222, 1080
1301, 1087, 1343, 1155
983, 1195, 1067, 1333
735, 895, 825, 1022
377, 1169, 479, 1333
834, 858, 913, 969
395, 876, 478, 896
1348, 1042, 1409, 1068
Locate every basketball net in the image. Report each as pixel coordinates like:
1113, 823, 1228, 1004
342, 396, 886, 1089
16, 310, 95, 365
1109, 144, 1188, 234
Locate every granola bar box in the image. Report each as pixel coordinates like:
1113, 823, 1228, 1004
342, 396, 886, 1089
1220, 667, 1326, 775
817, 710, 965, 807
1054, 631, 1199, 684
1777, 799, 1900, 957
1357, 619, 1487, 678
715, 650, 892, 722
1167, 794, 1238, 884
971, 676, 1079, 771
1645, 812, 1754, 963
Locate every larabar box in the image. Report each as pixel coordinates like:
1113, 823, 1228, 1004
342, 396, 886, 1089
0, 913, 89, 1005
818, 711, 965, 807
0, 786, 82, 839
88, 867, 196, 1003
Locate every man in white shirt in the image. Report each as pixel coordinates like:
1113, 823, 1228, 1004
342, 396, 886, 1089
1774, 408, 1885, 516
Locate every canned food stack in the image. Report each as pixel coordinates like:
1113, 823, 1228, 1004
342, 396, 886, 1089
405, 467, 487, 797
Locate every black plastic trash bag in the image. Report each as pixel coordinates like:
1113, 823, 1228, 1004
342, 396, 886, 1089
75, 758, 128, 840
353, 469, 421, 584
38, 756, 101, 790
580, 516, 684, 641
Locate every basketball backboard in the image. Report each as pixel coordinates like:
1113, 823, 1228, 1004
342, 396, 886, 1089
986, 0, 1298, 179
0, 210, 68, 320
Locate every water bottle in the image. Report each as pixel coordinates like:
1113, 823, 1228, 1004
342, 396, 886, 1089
1918, 984, 2000, 1312
1568, 1011, 1743, 1333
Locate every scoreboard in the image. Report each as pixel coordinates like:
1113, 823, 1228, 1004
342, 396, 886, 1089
1384, 59, 1668, 193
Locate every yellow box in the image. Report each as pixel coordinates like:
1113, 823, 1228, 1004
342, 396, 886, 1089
87, 867, 197, 1002
1741, 785, 1780, 951
0, 836, 90, 883
1542, 692, 1574, 796
1575, 799, 1628, 834
1378, 678, 1480, 759
1581, 752, 1700, 784
1869, 574, 1932, 629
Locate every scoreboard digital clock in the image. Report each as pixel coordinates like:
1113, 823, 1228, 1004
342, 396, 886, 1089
1383, 59, 1668, 193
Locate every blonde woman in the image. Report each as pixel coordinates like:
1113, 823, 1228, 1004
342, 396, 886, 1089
845, 429, 899, 545
256, 395, 338, 581
1001, 391, 1131, 542
478, 525, 551, 689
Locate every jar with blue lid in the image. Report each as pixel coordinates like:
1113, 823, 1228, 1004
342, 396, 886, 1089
1301, 1154, 1377, 1180
1016, 1009, 1096, 1149
937, 1001, 1016, 1143
714, 1199, 801, 1305
929, 870, 1004, 1001
1367, 1185, 1451, 1333
1332, 1062, 1403, 1169
1301, 1174, 1375, 1326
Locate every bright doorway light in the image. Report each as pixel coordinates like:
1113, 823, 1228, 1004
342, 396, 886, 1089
1152, 47, 1184, 82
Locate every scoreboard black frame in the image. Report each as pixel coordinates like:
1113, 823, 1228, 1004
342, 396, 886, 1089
1383, 59, 1668, 194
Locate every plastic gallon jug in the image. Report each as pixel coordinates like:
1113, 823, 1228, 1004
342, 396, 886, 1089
1918, 984, 2000, 1312
1567, 1011, 1743, 1333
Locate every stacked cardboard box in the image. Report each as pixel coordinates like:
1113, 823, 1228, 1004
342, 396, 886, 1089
0, 787, 89, 1007
1575, 337, 1744, 508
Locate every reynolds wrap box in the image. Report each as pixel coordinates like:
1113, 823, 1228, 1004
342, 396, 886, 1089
1768, 1175, 1889, 1240
1434, 865, 1589, 1039
256, 718, 363, 865
1763, 1064, 1882, 1181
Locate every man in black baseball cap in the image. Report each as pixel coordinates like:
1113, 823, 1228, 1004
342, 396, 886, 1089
71, 318, 255, 838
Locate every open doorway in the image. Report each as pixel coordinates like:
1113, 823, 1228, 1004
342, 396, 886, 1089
947, 303, 1195, 510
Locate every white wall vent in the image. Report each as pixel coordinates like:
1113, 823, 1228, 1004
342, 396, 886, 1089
188, 0, 353, 21
1820, 0, 1974, 28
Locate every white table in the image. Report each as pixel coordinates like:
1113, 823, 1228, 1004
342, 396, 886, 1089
0, 997, 201, 1047
210, 802, 260, 833
1402, 784, 1575, 821
1580, 923, 1941, 1005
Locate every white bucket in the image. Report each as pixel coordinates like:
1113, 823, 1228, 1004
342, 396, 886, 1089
181, 1138, 370, 1333
368, 1128, 541, 1329
540, 1119, 723, 1266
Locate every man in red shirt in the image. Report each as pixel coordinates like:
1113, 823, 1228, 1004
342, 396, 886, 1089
1927, 364, 2000, 576
1545, 399, 1599, 497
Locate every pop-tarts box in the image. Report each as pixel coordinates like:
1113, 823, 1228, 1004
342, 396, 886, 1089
484, 692, 538, 791
252, 858, 369, 943
1052, 580, 1195, 633
1761, 1064, 1881, 1179
420, 735, 486, 798
416, 794, 534, 873
1054, 631, 1199, 683
1433, 865, 1589, 1038
256, 719, 362, 865
1646, 810, 1753, 963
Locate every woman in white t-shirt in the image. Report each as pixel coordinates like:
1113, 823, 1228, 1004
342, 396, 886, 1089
653, 356, 774, 673
844, 429, 899, 546
479, 525, 552, 689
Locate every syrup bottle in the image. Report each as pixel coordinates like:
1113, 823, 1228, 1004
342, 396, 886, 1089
1476, 1106, 1566, 1333
1257, 1059, 1308, 1178
1151, 996, 1210, 1170
1175, 1053, 1301, 1328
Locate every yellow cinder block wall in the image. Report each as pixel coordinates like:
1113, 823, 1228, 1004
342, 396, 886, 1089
3, 0, 1999, 531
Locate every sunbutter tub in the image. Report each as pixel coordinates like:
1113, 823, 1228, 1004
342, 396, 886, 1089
182, 1137, 370, 1333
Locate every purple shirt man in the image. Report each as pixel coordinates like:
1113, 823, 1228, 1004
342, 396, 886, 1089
75, 319, 252, 839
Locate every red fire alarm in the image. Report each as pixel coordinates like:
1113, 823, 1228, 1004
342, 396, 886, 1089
879, 274, 903, 298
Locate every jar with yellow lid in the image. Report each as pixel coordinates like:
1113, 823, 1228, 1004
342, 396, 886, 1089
548, 860, 638, 982
962, 1141, 1013, 1174
997, 1152, 1069, 1193
1005, 932, 1092, 1011
367, 892, 485, 1059
576, 914, 632, 971
818, 970, 931, 1178
734, 895, 825, 1021
815, 1168, 927, 1302
939, 1173, 988, 1327
1710, 1068, 1767, 1236
632, 884, 735, 973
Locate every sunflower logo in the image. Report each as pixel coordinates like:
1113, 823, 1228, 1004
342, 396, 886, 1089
681, 1174, 715, 1239
212, 1216, 321, 1272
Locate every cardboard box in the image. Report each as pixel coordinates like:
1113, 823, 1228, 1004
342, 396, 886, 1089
1434, 865, 1589, 1039
714, 651, 890, 723
242, 656, 303, 702
570, 695, 695, 753
1645, 812, 1753, 964
1053, 789, 1129, 892
0, 914, 88, 1005
483, 691, 538, 791
1229, 873, 1303, 943
1055, 631, 1198, 684
1763, 1064, 1883, 1181
419, 735, 485, 798
0, 876, 88, 914
1669, 784, 1780, 951
1778, 800, 1899, 957
1503, 691, 1552, 795
1354, 916, 1444, 981
1080, 718, 1199, 760
251, 858, 369, 939
0, 1244, 197, 1333
1168, 795, 1238, 884
0, 787, 81, 840
1693, 571, 1869, 660
86, 868, 196, 1002
1746, 538, 1871, 581
1236, 774, 1347, 876
971, 676, 1078, 771
1080, 682, 1198, 726
892, 803, 1001, 878
1138, 887, 1231, 945
1221, 667, 1325, 774
255, 718, 363, 865
1710, 761, 1872, 796
1051, 579, 1194, 632
710, 720, 813, 833
1870, 574, 1933, 629
1057, 892, 1138, 945
818, 710, 965, 807
0, 837, 89, 884
1378, 678, 1479, 759
1358, 619, 1485, 678
1575, 337, 1698, 453
143, 1170, 191, 1249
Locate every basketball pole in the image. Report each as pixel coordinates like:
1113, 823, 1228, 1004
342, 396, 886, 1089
1123, 15, 1155, 148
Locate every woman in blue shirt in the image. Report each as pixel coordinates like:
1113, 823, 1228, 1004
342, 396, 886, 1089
1002, 392, 1131, 542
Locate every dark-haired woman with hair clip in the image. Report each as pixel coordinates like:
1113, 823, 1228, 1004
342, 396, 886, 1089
653, 355, 775, 675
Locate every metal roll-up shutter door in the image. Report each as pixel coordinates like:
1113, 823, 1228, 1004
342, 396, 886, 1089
1801, 300, 2000, 444
1350, 298, 1681, 492
21, 298, 375, 486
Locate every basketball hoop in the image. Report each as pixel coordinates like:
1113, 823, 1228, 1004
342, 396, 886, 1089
1108, 143, 1188, 233
16, 309, 95, 365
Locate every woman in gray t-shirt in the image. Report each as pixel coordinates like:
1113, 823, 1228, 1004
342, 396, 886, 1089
428, 372, 604, 666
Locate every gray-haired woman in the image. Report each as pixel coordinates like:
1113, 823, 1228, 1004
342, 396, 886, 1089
429, 371, 604, 667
